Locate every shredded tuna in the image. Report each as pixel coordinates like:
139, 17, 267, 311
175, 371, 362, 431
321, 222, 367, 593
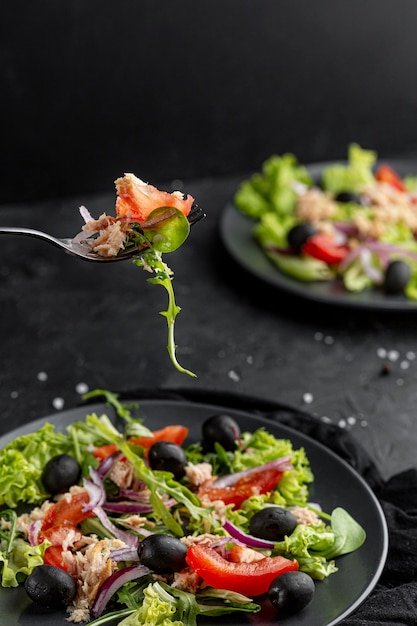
172, 567, 200, 594
116, 515, 152, 531
184, 462, 213, 487
290, 506, 320, 525
15, 500, 54, 537
228, 545, 267, 564
180, 533, 222, 548
63, 537, 126, 623
295, 188, 338, 224
108, 460, 137, 489
83, 214, 130, 258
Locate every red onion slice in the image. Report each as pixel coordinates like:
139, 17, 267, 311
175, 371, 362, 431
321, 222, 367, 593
93, 506, 139, 549
79, 205, 94, 224
223, 520, 275, 550
339, 240, 417, 273
211, 456, 293, 489
103, 501, 154, 514
117, 487, 150, 502
83, 467, 106, 511
359, 248, 383, 284
103, 498, 176, 514
97, 450, 124, 479
28, 520, 42, 546
91, 564, 151, 618
110, 546, 141, 562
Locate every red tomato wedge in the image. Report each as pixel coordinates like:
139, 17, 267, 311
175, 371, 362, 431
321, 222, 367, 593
129, 425, 189, 451
92, 425, 189, 460
43, 544, 69, 570
41, 491, 94, 531
92, 443, 119, 461
197, 467, 285, 508
186, 544, 298, 596
302, 233, 349, 265
40, 525, 83, 571
115, 173, 194, 223
375, 164, 406, 192
39, 524, 82, 546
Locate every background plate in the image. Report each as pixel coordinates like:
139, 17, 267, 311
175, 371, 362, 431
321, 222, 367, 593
220, 159, 417, 311
0, 399, 388, 626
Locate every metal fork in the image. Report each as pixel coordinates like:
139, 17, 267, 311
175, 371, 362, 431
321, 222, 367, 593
0, 203, 205, 262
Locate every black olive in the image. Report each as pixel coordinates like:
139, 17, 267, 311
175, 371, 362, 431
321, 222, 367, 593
268, 571, 315, 614
202, 413, 241, 452
41, 454, 82, 495
335, 191, 364, 204
137, 534, 188, 574
24, 565, 77, 609
384, 259, 411, 295
287, 223, 317, 253
249, 507, 298, 541
148, 441, 187, 480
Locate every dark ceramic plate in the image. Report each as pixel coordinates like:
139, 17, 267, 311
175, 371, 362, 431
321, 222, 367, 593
220, 159, 417, 311
0, 399, 388, 625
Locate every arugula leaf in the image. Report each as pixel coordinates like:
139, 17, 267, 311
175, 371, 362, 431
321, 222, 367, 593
81, 389, 153, 439
133, 250, 196, 378
85, 413, 216, 536
82, 389, 139, 421
196, 588, 260, 616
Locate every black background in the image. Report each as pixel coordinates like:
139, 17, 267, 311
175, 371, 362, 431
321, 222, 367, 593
1, 0, 417, 203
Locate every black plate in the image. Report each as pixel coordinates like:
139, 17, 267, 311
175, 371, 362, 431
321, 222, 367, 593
0, 399, 388, 626
220, 159, 417, 311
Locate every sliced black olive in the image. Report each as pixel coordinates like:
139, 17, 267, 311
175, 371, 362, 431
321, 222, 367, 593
148, 441, 187, 480
384, 259, 411, 295
41, 454, 82, 495
202, 413, 240, 452
249, 507, 298, 541
287, 223, 317, 253
335, 191, 364, 204
268, 570, 315, 614
24, 565, 77, 608
137, 534, 188, 574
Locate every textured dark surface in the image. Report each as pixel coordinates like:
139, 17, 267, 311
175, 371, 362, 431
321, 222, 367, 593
1, 174, 417, 481
2, 0, 417, 202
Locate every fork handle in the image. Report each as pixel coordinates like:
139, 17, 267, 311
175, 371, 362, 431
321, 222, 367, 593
0, 226, 61, 246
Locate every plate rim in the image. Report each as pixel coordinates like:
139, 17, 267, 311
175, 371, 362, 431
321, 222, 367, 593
0, 398, 389, 626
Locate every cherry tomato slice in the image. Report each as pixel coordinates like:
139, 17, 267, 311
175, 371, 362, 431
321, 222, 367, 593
186, 544, 298, 596
302, 233, 349, 264
198, 468, 284, 508
92, 443, 119, 460
41, 491, 94, 531
375, 164, 406, 192
129, 425, 189, 451
93, 425, 189, 460
43, 544, 69, 570
39, 523, 82, 545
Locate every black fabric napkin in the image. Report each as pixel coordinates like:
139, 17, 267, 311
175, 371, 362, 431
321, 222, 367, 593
113, 388, 417, 626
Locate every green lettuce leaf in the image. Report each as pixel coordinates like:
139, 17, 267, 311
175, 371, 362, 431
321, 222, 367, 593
234, 153, 312, 219
321, 143, 376, 194
0, 423, 74, 507
0, 538, 48, 587
265, 249, 334, 282
117, 582, 195, 626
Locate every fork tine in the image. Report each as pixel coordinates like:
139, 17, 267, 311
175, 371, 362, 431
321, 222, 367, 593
188, 202, 206, 226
